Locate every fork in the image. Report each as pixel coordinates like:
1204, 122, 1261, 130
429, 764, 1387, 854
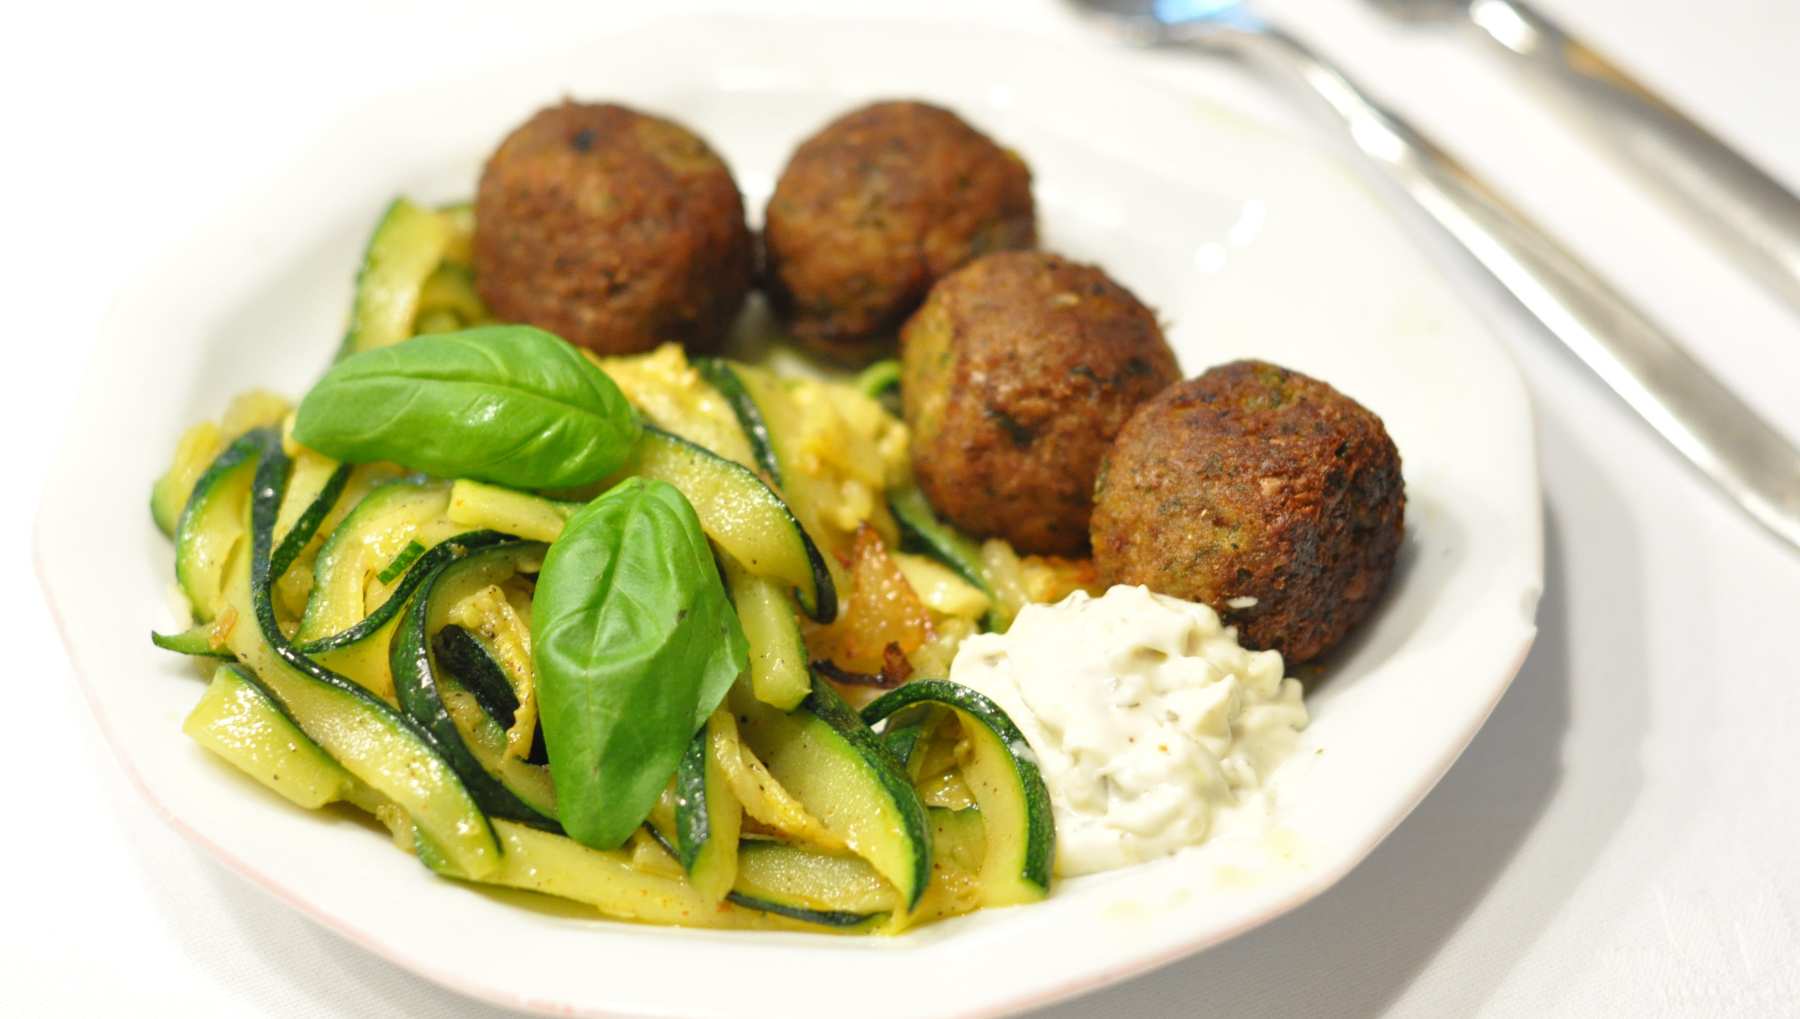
1069, 0, 1800, 552
1372, 0, 1800, 314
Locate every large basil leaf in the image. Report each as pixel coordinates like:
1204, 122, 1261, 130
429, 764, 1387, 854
293, 325, 639, 490
531, 477, 748, 850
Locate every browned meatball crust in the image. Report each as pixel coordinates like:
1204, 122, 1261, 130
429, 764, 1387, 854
473, 101, 753, 355
1091, 361, 1405, 664
902, 251, 1180, 556
764, 101, 1036, 359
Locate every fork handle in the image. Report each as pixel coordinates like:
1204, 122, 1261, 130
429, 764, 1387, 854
1467, 0, 1800, 312
1202, 23, 1800, 550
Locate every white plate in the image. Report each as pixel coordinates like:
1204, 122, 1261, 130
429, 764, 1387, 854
38, 16, 1541, 1019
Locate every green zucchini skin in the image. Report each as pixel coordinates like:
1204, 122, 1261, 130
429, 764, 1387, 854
725, 891, 880, 930
674, 732, 710, 870
236, 430, 501, 876
431, 624, 520, 727
173, 432, 265, 622
641, 822, 883, 929
854, 359, 901, 399
674, 718, 741, 901
875, 704, 937, 775
888, 486, 1008, 632
731, 837, 898, 928
693, 358, 782, 484
242, 436, 439, 717
632, 426, 836, 624
413, 263, 487, 332
270, 462, 353, 581
152, 447, 204, 538
801, 681, 934, 906
222, 663, 306, 732
293, 530, 515, 657
150, 624, 233, 660
737, 677, 933, 910
679, 366, 837, 622
390, 541, 559, 831
861, 680, 1055, 902
376, 539, 427, 585
445, 478, 579, 543
720, 555, 811, 711
292, 479, 452, 644
185, 664, 371, 811
798, 523, 836, 626
337, 196, 452, 359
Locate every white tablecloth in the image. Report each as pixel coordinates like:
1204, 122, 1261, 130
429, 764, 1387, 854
7, 0, 1798, 1014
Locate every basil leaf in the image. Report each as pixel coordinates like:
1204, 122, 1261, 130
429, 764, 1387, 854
531, 477, 748, 850
293, 325, 640, 490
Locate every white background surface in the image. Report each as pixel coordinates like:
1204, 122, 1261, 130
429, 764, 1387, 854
5, 0, 1798, 1015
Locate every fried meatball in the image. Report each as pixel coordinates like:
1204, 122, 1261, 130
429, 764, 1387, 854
1091, 361, 1404, 664
764, 101, 1036, 359
902, 251, 1180, 556
473, 101, 753, 355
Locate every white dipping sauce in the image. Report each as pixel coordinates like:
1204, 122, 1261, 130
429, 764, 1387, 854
949, 585, 1308, 876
